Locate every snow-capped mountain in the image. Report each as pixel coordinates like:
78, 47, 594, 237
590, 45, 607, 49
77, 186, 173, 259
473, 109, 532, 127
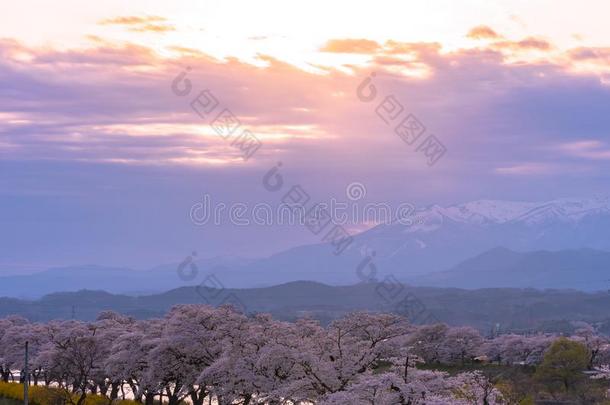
208, 197, 610, 288
344, 197, 610, 278
344, 199, 610, 274
403, 197, 610, 230
1, 198, 609, 296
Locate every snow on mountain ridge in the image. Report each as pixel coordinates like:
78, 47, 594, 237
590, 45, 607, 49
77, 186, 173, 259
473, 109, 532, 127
406, 197, 610, 231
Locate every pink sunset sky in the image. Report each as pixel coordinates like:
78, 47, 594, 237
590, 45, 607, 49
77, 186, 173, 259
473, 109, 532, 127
1, 0, 610, 271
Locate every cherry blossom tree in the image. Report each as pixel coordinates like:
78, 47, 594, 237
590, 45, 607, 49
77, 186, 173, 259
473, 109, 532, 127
408, 323, 449, 364
573, 324, 608, 369
4, 309, 608, 404
199, 313, 302, 405
105, 319, 164, 404
36, 320, 107, 405
0, 322, 49, 385
290, 312, 411, 401
440, 326, 483, 365
0, 315, 28, 382
449, 371, 505, 405
484, 333, 553, 366
91, 311, 135, 399
319, 369, 504, 405
147, 304, 250, 405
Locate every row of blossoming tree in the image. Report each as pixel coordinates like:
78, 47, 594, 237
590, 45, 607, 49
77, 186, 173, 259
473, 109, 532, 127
1, 306, 609, 404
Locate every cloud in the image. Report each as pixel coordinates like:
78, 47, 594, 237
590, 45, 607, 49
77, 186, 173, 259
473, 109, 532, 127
320, 39, 382, 54
466, 26, 551, 53
467, 25, 502, 40
33, 42, 157, 65
569, 47, 610, 60
557, 140, 610, 160
99, 15, 174, 33
1, 33, 610, 189
100, 15, 166, 25
0, 39, 357, 168
494, 163, 559, 175
130, 24, 175, 33
491, 37, 552, 52
383, 41, 442, 57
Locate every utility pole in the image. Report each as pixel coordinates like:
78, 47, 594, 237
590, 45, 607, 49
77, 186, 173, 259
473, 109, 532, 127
24, 341, 29, 405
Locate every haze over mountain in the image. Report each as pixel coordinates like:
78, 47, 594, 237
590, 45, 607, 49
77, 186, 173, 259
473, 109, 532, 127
411, 247, 610, 290
0, 256, 254, 299
1, 197, 609, 298
218, 197, 610, 288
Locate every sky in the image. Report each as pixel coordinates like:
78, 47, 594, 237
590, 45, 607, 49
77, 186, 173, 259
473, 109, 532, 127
1, 0, 610, 272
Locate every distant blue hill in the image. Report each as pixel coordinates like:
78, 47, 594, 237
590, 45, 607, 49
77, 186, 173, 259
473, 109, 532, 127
411, 247, 610, 290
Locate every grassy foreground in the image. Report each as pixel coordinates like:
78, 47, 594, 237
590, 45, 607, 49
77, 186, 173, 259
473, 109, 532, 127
0, 383, 138, 405
0, 397, 21, 405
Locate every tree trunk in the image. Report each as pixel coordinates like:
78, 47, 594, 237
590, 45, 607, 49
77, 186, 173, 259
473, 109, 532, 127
129, 381, 142, 402
166, 387, 180, 405
76, 392, 88, 405
190, 390, 207, 405
109, 382, 120, 400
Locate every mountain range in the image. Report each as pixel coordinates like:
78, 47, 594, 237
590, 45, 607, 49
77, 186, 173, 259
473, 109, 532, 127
411, 247, 610, 290
1, 197, 609, 298
3, 281, 610, 335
